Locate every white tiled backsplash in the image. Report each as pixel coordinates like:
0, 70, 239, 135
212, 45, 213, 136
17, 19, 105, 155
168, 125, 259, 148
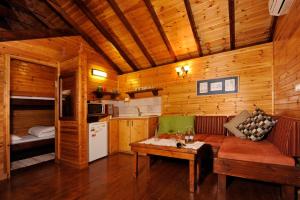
102, 97, 161, 117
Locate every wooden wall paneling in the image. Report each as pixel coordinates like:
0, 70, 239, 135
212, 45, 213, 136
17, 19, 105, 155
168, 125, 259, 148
10, 59, 57, 97
118, 43, 273, 116
11, 110, 55, 136
59, 56, 81, 167
0, 54, 10, 180
0, 55, 5, 180
4, 55, 10, 179
190, 0, 230, 55
150, 0, 198, 60
235, 0, 272, 48
87, 50, 118, 101
0, 36, 82, 63
77, 47, 88, 168
58, 47, 88, 168
273, 1, 300, 118
55, 62, 61, 161
116, 0, 174, 65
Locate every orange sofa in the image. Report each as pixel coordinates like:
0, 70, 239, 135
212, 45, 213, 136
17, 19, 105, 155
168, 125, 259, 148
196, 116, 300, 200
158, 115, 300, 199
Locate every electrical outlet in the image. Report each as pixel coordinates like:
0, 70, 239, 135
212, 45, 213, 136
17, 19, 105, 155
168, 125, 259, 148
295, 83, 300, 92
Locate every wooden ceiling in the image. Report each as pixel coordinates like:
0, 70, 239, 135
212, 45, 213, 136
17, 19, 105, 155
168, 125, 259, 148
0, 0, 275, 74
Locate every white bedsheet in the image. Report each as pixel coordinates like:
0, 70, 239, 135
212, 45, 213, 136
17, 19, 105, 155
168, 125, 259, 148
11, 134, 55, 145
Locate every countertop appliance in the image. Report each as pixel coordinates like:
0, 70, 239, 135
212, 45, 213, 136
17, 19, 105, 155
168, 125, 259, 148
88, 103, 105, 116
88, 121, 108, 162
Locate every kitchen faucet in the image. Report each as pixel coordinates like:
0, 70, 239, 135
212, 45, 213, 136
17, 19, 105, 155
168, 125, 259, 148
136, 106, 142, 116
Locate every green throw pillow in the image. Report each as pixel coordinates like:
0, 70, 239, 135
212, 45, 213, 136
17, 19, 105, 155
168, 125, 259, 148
158, 115, 195, 135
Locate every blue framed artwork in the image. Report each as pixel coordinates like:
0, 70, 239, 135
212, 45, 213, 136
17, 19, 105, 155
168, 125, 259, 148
197, 76, 239, 96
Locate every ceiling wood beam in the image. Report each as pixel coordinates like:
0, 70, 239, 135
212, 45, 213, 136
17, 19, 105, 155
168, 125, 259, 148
228, 0, 235, 50
143, 0, 177, 62
73, 0, 138, 71
46, 0, 123, 74
107, 0, 156, 67
4, 0, 49, 29
0, 29, 77, 42
184, 0, 203, 57
269, 16, 278, 42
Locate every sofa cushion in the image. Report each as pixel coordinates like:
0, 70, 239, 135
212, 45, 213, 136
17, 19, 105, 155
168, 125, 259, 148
158, 115, 195, 135
218, 137, 295, 166
195, 116, 227, 135
204, 135, 225, 148
237, 108, 276, 141
224, 110, 250, 139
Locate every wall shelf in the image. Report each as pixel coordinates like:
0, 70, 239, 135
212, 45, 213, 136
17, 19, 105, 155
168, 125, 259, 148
126, 88, 163, 98
93, 91, 120, 99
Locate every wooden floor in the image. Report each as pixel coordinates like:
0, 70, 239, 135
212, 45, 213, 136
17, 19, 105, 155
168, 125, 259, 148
0, 154, 281, 200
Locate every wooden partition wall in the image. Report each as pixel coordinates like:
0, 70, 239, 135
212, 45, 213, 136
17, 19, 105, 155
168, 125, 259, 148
58, 49, 88, 169
273, 1, 300, 118
118, 43, 273, 116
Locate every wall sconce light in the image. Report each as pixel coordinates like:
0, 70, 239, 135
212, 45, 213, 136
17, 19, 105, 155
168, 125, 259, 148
92, 69, 107, 78
176, 65, 190, 78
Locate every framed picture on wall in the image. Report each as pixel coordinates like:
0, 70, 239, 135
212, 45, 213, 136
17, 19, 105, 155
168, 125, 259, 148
197, 76, 239, 96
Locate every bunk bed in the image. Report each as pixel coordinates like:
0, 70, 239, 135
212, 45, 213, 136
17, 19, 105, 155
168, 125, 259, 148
10, 96, 55, 162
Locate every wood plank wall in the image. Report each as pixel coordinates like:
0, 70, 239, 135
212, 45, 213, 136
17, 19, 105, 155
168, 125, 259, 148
273, 1, 300, 118
87, 50, 118, 101
59, 52, 88, 169
0, 55, 5, 180
118, 43, 273, 115
11, 110, 54, 136
10, 59, 57, 97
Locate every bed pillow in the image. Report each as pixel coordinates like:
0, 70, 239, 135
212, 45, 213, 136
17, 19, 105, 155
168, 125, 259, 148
237, 108, 276, 141
224, 110, 250, 139
28, 126, 55, 138
11, 134, 22, 141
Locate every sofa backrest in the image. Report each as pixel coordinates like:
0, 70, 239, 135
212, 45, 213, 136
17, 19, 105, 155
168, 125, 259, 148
267, 116, 300, 157
195, 116, 228, 135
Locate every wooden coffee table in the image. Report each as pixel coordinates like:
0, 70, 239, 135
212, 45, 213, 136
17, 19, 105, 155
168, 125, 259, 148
130, 140, 203, 192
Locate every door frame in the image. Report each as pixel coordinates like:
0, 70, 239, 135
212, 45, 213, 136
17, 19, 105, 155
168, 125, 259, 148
3, 55, 59, 178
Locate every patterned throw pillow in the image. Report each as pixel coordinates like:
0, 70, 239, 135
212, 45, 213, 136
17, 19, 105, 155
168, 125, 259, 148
237, 108, 276, 141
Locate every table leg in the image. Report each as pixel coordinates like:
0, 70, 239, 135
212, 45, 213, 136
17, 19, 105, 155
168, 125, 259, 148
217, 174, 227, 200
133, 152, 138, 178
189, 160, 196, 192
197, 157, 201, 183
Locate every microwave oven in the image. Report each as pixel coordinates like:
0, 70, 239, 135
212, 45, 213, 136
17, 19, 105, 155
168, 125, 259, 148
88, 103, 105, 116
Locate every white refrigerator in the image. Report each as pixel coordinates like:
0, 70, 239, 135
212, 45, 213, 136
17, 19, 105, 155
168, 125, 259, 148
88, 121, 108, 162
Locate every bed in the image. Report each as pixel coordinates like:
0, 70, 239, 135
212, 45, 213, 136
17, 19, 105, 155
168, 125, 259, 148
11, 134, 55, 162
10, 97, 56, 162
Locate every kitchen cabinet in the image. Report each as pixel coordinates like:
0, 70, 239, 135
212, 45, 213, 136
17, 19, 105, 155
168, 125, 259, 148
108, 120, 119, 154
108, 117, 158, 153
118, 120, 131, 152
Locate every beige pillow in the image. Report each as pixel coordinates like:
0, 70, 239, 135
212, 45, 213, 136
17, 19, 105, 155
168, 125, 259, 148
224, 110, 250, 139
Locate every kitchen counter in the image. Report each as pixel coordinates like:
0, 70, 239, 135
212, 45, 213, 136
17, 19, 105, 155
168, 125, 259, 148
111, 115, 159, 120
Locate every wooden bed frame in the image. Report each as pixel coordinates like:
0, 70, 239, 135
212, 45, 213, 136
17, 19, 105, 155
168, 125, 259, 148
10, 138, 55, 162
10, 98, 55, 162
